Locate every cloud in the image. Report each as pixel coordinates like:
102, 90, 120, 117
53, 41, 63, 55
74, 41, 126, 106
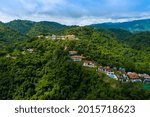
0, 0, 150, 25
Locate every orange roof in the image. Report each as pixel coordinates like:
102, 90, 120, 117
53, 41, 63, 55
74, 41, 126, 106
127, 72, 139, 79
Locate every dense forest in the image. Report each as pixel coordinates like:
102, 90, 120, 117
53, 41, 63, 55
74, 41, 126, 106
0, 20, 150, 100
64, 27, 150, 73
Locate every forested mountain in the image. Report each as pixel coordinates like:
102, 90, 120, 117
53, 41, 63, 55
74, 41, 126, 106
0, 22, 28, 55
95, 28, 132, 41
90, 19, 150, 32
124, 31, 150, 50
6, 20, 35, 34
0, 22, 28, 43
0, 20, 150, 100
6, 20, 67, 37
27, 21, 67, 37
0, 30, 149, 100
96, 28, 150, 51
64, 27, 150, 74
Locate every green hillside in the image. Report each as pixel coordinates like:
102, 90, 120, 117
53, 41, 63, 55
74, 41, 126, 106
0, 20, 150, 100
124, 31, 150, 50
0, 33, 149, 100
95, 28, 132, 41
27, 21, 67, 37
64, 27, 150, 74
0, 22, 28, 55
90, 19, 150, 32
6, 20, 35, 34
6, 20, 67, 37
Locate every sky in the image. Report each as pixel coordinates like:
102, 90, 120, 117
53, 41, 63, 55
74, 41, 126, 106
0, 0, 150, 25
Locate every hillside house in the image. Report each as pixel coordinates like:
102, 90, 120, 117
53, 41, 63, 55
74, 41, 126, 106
127, 72, 139, 79
98, 66, 104, 72
107, 71, 118, 80
65, 35, 79, 40
144, 75, 150, 79
127, 72, 142, 83
51, 35, 57, 40
69, 51, 78, 56
49, 34, 79, 40
83, 60, 96, 68
66, 35, 75, 39
117, 71, 129, 82
61, 36, 66, 40
119, 67, 126, 71
70, 55, 86, 62
98, 66, 118, 80
26, 48, 34, 54
57, 36, 61, 39
143, 79, 150, 84
64, 46, 68, 50
98, 66, 114, 74
45, 36, 51, 39
37, 35, 44, 38
138, 74, 150, 79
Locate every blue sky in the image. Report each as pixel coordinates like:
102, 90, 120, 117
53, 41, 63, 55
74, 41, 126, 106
0, 0, 150, 25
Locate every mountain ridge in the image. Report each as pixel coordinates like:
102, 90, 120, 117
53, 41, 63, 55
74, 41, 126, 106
5, 20, 67, 36
89, 19, 150, 32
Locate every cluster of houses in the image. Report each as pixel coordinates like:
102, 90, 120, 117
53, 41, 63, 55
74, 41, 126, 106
26, 48, 35, 54
69, 50, 150, 83
69, 50, 97, 68
38, 34, 79, 41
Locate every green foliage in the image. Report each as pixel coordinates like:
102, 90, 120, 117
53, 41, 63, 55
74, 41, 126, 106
0, 21, 150, 100
27, 21, 67, 37
5, 20, 67, 37
90, 19, 150, 32
6, 20, 35, 34
124, 31, 150, 51
0, 22, 29, 53
64, 27, 150, 74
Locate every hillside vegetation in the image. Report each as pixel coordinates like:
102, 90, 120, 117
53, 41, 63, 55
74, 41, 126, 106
6, 20, 67, 37
0, 20, 150, 100
90, 19, 150, 32
6, 20, 35, 34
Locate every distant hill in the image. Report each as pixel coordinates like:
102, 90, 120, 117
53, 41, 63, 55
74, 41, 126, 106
0, 22, 28, 54
96, 28, 132, 40
27, 21, 67, 37
97, 28, 150, 51
0, 22, 28, 43
124, 31, 150, 50
90, 19, 150, 32
6, 20, 67, 37
6, 20, 35, 34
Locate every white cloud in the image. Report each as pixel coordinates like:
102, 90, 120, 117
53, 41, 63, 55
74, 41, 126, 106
0, 12, 18, 22
0, 0, 150, 25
